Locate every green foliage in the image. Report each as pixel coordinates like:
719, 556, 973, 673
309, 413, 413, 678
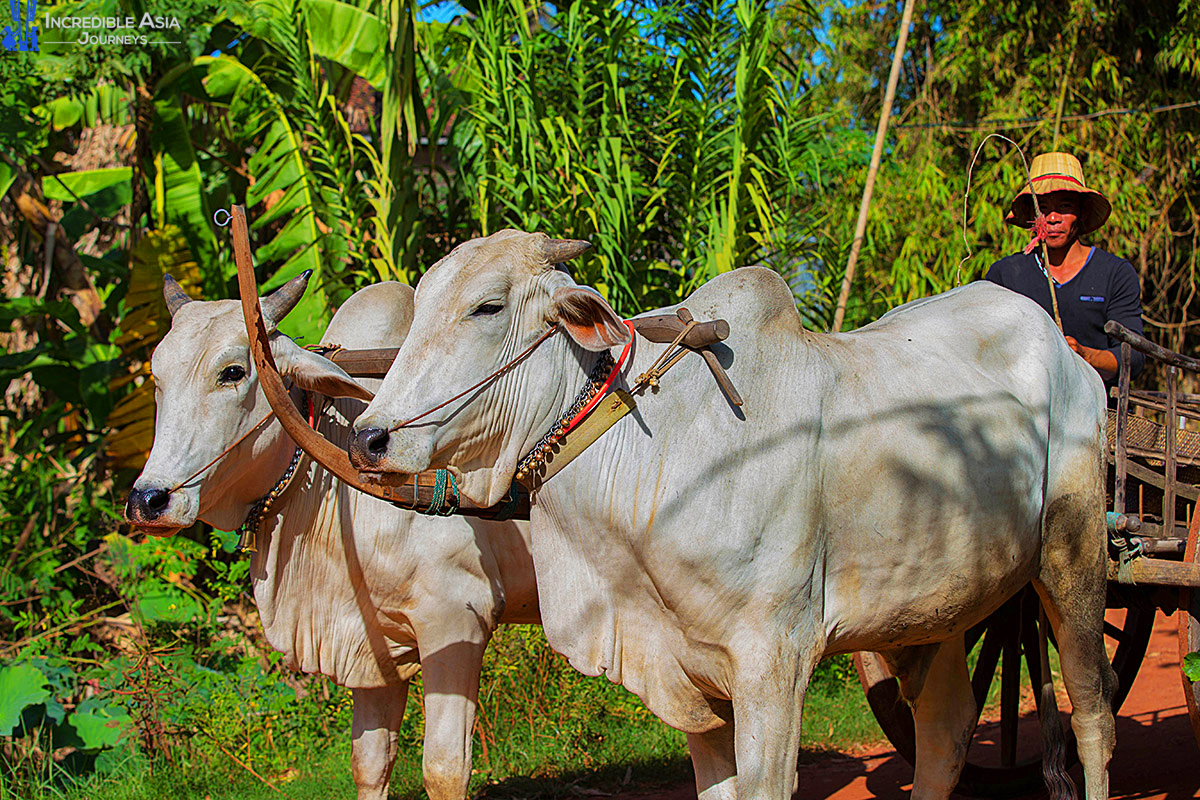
807, 0, 1200, 338
0, 296, 121, 428
467, 625, 685, 782
1184, 651, 1200, 682
0, 664, 52, 736
441, 0, 823, 314
69, 697, 133, 751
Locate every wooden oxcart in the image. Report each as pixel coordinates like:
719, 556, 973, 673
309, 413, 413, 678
855, 322, 1200, 798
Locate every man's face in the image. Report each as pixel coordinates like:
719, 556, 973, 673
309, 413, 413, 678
1039, 190, 1081, 248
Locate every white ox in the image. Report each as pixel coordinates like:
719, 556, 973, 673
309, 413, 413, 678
125, 275, 539, 800
349, 231, 1116, 800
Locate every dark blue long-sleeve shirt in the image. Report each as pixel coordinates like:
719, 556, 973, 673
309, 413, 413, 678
984, 248, 1145, 391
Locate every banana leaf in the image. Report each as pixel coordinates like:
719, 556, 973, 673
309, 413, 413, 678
303, 0, 387, 88
149, 92, 219, 273
42, 167, 132, 202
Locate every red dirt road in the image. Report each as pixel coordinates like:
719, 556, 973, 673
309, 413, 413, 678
614, 611, 1198, 800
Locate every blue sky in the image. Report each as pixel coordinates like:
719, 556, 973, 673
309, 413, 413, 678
419, 1, 465, 23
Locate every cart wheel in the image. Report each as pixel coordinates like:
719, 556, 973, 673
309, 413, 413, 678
855, 584, 1153, 798
1181, 510, 1200, 752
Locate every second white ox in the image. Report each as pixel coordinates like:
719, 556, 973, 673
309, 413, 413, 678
349, 231, 1116, 800
125, 276, 538, 800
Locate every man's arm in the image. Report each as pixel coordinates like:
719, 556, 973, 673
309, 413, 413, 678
1103, 260, 1146, 380
1066, 335, 1118, 379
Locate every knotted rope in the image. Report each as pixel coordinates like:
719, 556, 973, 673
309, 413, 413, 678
411, 469, 460, 516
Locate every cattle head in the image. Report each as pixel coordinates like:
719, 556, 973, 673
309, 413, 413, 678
125, 273, 370, 535
350, 229, 630, 506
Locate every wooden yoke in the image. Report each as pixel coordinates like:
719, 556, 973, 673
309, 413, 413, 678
231, 205, 530, 520
324, 315, 737, 397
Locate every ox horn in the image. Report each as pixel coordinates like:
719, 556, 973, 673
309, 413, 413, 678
261, 270, 313, 328
541, 238, 593, 264
163, 274, 193, 316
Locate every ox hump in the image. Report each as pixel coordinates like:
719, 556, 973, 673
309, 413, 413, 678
673, 267, 803, 338
324, 281, 414, 350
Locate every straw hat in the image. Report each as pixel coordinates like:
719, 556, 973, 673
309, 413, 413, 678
1005, 152, 1111, 235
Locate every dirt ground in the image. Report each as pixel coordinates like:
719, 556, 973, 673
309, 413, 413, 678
610, 610, 1199, 800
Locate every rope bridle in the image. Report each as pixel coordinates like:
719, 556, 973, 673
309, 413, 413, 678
163, 390, 316, 551
385, 324, 562, 432
165, 409, 279, 494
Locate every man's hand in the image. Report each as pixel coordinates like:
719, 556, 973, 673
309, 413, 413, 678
1065, 335, 1117, 380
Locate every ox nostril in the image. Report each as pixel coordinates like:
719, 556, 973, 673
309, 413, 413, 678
350, 427, 390, 467
126, 487, 171, 521
365, 428, 390, 456
145, 488, 169, 512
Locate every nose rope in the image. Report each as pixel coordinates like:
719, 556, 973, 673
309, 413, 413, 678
165, 409, 278, 494
385, 324, 561, 433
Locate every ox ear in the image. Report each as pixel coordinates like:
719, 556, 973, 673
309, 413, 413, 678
552, 286, 631, 352
272, 338, 375, 402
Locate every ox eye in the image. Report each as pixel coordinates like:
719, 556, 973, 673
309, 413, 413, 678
219, 365, 247, 385
471, 302, 504, 318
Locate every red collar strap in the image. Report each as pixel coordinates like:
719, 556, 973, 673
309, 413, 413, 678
513, 321, 636, 482
561, 320, 636, 436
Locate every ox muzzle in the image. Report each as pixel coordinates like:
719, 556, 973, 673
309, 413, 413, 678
124, 485, 188, 535
348, 426, 391, 470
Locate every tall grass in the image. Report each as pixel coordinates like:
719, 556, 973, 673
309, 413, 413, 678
434, 0, 826, 315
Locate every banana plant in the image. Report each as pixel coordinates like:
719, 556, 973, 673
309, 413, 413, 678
196, 0, 411, 339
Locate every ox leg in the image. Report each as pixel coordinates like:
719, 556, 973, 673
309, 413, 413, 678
351, 683, 410, 800
1036, 486, 1115, 800
687, 715, 737, 800
419, 638, 488, 800
1033, 577, 1115, 800
730, 645, 818, 800
907, 639, 977, 800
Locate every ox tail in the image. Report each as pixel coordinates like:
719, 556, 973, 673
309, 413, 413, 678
1037, 607, 1077, 800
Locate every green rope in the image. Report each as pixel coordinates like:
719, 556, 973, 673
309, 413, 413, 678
423, 469, 460, 517
442, 471, 460, 516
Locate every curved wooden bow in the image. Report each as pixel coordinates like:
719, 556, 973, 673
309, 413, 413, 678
231, 205, 529, 520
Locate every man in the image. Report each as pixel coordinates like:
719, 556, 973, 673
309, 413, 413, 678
985, 151, 1144, 389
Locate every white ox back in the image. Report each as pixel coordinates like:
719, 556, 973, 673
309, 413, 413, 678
354, 234, 1113, 800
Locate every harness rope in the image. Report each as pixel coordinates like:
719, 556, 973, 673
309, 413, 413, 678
386, 325, 561, 433
166, 409, 279, 494
633, 318, 697, 392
